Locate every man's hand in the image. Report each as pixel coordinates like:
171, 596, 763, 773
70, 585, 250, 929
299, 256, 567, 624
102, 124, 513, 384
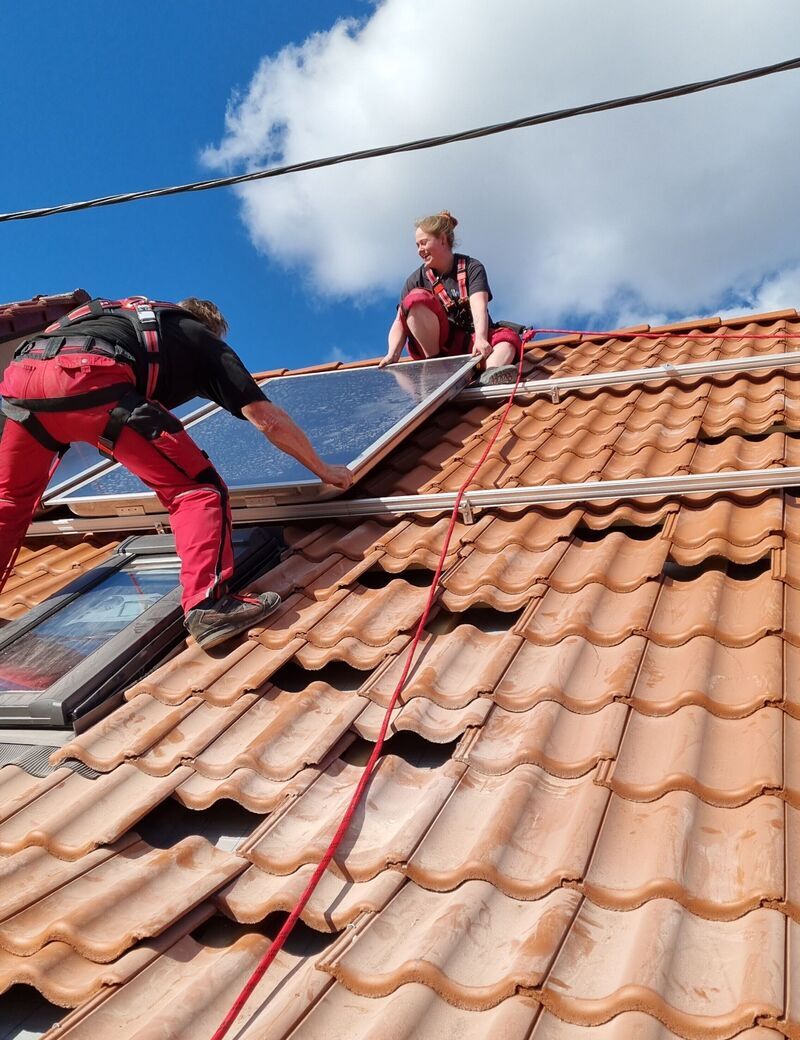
320, 464, 353, 490
471, 337, 492, 359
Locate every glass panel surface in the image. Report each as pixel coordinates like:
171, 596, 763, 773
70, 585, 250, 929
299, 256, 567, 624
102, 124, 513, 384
0, 560, 180, 694
57, 357, 472, 502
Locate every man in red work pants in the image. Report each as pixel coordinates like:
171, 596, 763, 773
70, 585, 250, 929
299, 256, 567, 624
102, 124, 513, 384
0, 296, 352, 649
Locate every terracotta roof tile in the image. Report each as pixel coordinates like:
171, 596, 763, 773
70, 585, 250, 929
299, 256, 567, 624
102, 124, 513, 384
466, 508, 582, 552
584, 792, 785, 919
363, 626, 523, 709
631, 635, 783, 718
293, 632, 410, 671
0, 907, 209, 1009
243, 756, 464, 879
540, 900, 784, 1033
190, 682, 362, 780
462, 702, 628, 778
353, 696, 492, 743
173, 762, 320, 813
405, 766, 608, 898
603, 706, 783, 806
0, 289, 90, 345
50, 919, 330, 1038
218, 864, 405, 931
667, 493, 783, 566
647, 569, 781, 646
519, 581, 660, 646
318, 881, 580, 1009
286, 983, 540, 1039
530, 1014, 780, 1039
0, 765, 191, 859
493, 635, 647, 712
692, 432, 786, 474
443, 541, 569, 599
0, 836, 241, 961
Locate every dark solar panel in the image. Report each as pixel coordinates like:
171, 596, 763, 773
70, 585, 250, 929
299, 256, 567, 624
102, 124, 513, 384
53, 357, 474, 516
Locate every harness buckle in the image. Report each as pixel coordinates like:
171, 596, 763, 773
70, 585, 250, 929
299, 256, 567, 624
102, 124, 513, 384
135, 304, 157, 326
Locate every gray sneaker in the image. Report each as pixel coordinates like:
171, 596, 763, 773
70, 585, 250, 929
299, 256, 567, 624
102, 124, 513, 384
479, 365, 518, 387
185, 591, 281, 650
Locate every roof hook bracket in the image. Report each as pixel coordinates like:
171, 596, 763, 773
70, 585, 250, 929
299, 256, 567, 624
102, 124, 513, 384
459, 497, 475, 525
550, 386, 561, 404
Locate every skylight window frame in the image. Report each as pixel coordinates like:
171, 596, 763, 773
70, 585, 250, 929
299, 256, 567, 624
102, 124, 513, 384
0, 527, 282, 731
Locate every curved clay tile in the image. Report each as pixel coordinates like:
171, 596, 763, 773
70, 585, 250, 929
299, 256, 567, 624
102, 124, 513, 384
602, 705, 783, 807
317, 880, 580, 1011
405, 765, 608, 899
583, 791, 785, 920
539, 900, 784, 1036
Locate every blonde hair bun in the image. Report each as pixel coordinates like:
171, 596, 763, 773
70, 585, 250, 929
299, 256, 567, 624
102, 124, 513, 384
415, 211, 459, 246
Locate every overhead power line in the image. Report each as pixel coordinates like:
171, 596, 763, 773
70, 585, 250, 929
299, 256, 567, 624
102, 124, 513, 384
2, 54, 799, 224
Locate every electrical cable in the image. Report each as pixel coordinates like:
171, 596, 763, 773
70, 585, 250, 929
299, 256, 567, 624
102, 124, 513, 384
2, 55, 799, 224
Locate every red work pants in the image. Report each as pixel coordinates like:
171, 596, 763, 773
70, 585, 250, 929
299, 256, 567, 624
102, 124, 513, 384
0, 353, 234, 612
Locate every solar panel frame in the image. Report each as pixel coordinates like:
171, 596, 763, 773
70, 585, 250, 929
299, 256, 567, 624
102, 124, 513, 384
50, 356, 477, 518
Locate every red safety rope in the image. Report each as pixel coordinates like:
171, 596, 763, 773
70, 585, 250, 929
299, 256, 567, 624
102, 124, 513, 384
210, 318, 800, 1036
529, 326, 800, 341
209, 344, 528, 1039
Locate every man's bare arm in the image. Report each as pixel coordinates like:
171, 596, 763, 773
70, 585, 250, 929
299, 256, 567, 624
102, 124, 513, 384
241, 400, 353, 490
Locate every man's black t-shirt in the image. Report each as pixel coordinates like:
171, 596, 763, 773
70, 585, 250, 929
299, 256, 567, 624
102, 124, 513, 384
56, 309, 268, 418
400, 253, 494, 333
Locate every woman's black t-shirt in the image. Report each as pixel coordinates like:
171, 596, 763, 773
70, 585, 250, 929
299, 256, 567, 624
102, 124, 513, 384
399, 254, 494, 333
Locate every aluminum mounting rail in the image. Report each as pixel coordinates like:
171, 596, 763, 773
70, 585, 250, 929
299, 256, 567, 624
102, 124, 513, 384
458, 348, 800, 402
26, 465, 800, 536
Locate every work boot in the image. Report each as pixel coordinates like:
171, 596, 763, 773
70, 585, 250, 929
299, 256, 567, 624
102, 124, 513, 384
479, 364, 518, 386
185, 591, 281, 650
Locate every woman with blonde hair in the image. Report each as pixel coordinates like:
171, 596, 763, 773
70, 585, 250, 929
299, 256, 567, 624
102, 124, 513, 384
380, 211, 522, 384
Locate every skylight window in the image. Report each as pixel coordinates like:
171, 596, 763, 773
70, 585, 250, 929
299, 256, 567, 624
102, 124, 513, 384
0, 527, 282, 729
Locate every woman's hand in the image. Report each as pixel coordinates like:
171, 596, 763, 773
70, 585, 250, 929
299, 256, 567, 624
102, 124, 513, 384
471, 337, 492, 359
378, 351, 400, 368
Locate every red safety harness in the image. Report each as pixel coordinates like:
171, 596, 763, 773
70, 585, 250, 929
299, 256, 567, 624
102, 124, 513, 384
1, 297, 187, 458
425, 256, 469, 314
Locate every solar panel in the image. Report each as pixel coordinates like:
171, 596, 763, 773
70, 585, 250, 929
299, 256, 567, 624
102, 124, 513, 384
51, 356, 475, 518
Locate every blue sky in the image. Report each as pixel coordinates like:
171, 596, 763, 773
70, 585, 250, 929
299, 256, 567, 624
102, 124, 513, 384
3, 1, 800, 375
0, 0, 385, 373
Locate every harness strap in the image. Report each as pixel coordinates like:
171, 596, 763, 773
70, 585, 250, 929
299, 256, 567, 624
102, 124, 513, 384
0, 401, 69, 455
14, 336, 136, 366
41, 296, 178, 399
97, 387, 145, 457
456, 256, 468, 301
425, 256, 469, 311
2, 382, 135, 413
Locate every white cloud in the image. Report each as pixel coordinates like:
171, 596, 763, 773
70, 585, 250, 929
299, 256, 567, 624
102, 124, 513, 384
722, 265, 800, 318
204, 0, 800, 327
321, 344, 372, 364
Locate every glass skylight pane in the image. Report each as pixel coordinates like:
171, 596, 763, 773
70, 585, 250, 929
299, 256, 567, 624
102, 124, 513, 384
0, 559, 179, 694
54, 356, 474, 512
